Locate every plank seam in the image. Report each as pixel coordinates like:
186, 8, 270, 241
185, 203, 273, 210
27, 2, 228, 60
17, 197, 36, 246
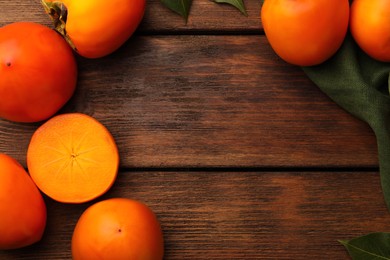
119, 166, 379, 173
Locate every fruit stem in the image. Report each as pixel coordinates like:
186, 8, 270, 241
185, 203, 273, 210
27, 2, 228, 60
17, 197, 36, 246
41, 0, 77, 51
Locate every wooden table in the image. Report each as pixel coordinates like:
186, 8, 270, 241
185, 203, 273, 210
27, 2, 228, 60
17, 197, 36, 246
1, 1, 389, 259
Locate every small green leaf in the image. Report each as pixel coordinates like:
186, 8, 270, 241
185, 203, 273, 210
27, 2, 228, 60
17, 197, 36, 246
213, 0, 248, 16
161, 0, 193, 21
339, 232, 390, 259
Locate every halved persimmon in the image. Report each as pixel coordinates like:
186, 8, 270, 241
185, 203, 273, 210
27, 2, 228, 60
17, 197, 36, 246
27, 113, 119, 203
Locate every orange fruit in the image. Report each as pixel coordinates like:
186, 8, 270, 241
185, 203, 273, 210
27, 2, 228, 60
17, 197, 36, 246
0, 153, 46, 249
350, 0, 390, 62
42, 0, 146, 58
27, 113, 119, 203
0, 22, 77, 122
261, 0, 350, 66
72, 198, 164, 260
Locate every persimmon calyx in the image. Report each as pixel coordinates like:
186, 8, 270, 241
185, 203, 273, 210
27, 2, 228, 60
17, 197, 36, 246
41, 0, 76, 51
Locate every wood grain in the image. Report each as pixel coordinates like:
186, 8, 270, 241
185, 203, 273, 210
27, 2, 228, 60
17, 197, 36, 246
0, 0, 49, 26
0, 1, 386, 260
0, 0, 263, 32
141, 0, 262, 33
0, 35, 378, 168
0, 171, 388, 260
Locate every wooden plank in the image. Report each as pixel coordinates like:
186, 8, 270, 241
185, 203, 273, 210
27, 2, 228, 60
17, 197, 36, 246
0, 0, 263, 32
0, 0, 51, 27
0, 171, 388, 259
0, 36, 377, 167
0, 36, 378, 168
141, 0, 262, 33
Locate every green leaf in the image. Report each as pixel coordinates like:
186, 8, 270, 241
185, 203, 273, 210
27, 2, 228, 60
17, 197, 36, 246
161, 0, 193, 21
213, 0, 248, 16
339, 233, 390, 259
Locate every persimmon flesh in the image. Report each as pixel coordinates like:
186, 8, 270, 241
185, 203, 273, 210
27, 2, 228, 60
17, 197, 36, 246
27, 113, 119, 203
261, 0, 350, 66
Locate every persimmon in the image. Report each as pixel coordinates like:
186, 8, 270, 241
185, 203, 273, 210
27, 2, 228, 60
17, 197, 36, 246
0, 22, 77, 122
261, 0, 350, 66
41, 0, 146, 58
0, 153, 46, 250
350, 0, 390, 62
27, 113, 119, 203
72, 198, 164, 260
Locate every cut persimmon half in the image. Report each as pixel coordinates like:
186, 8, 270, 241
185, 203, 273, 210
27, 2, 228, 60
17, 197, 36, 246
27, 113, 119, 203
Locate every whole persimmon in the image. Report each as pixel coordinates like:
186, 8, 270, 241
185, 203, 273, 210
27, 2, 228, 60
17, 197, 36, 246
350, 0, 390, 62
0, 153, 47, 250
261, 0, 350, 66
41, 0, 146, 58
72, 198, 164, 260
0, 22, 77, 122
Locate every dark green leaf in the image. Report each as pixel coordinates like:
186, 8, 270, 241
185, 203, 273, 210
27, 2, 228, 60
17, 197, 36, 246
161, 0, 193, 21
213, 0, 248, 16
339, 233, 390, 259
